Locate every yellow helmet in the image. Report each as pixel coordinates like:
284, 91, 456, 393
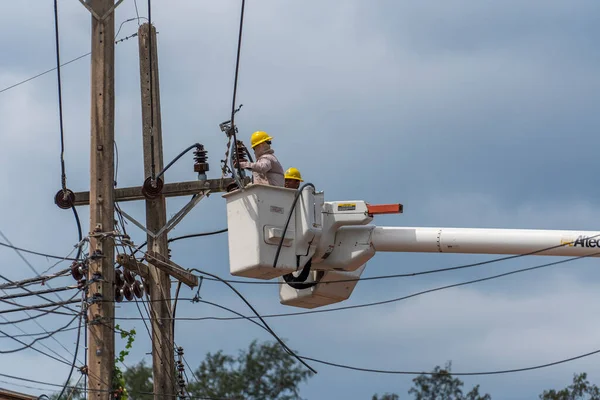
284, 167, 303, 181
250, 131, 273, 148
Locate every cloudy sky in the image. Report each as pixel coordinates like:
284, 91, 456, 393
1, 0, 600, 399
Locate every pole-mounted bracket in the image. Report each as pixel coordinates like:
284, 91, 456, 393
78, 0, 124, 21
117, 190, 210, 239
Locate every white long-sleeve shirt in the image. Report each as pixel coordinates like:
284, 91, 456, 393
240, 149, 284, 186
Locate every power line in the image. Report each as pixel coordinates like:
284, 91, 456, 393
165, 288, 600, 378
55, 304, 83, 400
0, 313, 79, 356
141, 250, 316, 373
112, 251, 594, 321
230, 0, 246, 182
0, 53, 90, 95
160, 230, 600, 286
53, 0, 67, 194
0, 240, 78, 261
0, 22, 143, 97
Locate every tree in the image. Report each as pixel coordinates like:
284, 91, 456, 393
408, 362, 491, 400
372, 362, 491, 400
188, 339, 314, 400
49, 339, 313, 399
123, 360, 153, 400
539, 373, 600, 400
372, 394, 400, 400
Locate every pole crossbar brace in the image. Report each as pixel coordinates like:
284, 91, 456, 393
71, 177, 247, 206
145, 251, 198, 288
118, 190, 210, 239
79, 0, 124, 21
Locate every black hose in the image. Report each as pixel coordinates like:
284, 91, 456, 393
271, 183, 320, 289
155, 143, 201, 181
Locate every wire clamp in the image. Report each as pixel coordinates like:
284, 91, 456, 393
191, 276, 204, 303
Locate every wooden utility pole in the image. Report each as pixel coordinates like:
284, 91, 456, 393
138, 22, 176, 398
83, 0, 119, 397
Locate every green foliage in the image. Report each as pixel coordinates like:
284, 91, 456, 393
372, 394, 400, 400
188, 339, 314, 400
112, 324, 137, 400
123, 360, 154, 400
408, 362, 491, 400
539, 373, 600, 400
373, 362, 491, 400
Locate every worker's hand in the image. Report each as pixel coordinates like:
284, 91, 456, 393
238, 161, 250, 169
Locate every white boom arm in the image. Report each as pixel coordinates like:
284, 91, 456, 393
222, 184, 600, 309
371, 227, 600, 257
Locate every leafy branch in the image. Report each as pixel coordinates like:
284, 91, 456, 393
113, 324, 137, 400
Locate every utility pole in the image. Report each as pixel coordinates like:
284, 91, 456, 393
65, 8, 250, 400
80, 0, 120, 397
138, 22, 176, 398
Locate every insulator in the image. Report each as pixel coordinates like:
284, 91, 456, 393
141, 176, 164, 200
132, 280, 144, 299
54, 189, 75, 210
235, 140, 248, 163
123, 268, 136, 285
121, 235, 133, 247
122, 284, 133, 301
115, 269, 124, 288
168, 247, 172, 259
71, 262, 85, 281
193, 144, 209, 174
115, 287, 124, 303
77, 277, 87, 290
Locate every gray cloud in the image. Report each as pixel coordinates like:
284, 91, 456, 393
1, 1, 600, 399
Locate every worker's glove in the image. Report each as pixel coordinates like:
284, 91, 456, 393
238, 161, 250, 169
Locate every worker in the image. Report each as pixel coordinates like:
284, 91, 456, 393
284, 167, 303, 189
236, 131, 285, 186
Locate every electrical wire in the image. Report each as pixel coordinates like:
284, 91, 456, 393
0, 240, 77, 261
0, 285, 76, 302
0, 53, 90, 95
0, 230, 79, 313
172, 281, 182, 337
229, 0, 247, 184
0, 313, 79, 355
54, 300, 84, 400
124, 243, 316, 373
6, 325, 80, 338
171, 291, 600, 378
113, 251, 595, 322
172, 265, 315, 374
132, 228, 228, 256
53, 0, 67, 194
155, 143, 202, 180
0, 267, 71, 290
0, 19, 141, 96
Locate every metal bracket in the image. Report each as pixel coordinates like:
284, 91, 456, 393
118, 190, 210, 239
155, 190, 210, 238
79, 0, 124, 21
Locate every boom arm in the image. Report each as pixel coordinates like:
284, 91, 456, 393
223, 184, 600, 309
371, 227, 600, 257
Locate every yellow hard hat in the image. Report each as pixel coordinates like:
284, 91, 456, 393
284, 167, 303, 181
250, 131, 273, 148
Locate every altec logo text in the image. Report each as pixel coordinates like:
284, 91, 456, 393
572, 236, 600, 247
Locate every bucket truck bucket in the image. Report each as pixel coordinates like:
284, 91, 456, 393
278, 264, 367, 309
223, 184, 299, 279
